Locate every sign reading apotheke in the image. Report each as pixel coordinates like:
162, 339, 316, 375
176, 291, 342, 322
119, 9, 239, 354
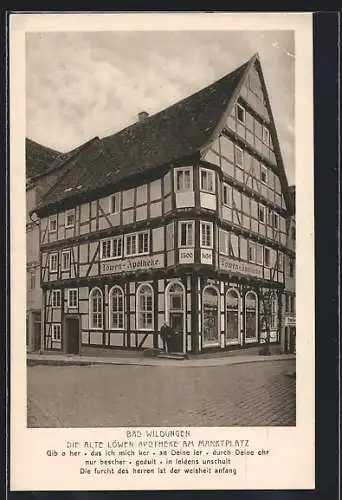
219, 256, 263, 278
101, 253, 165, 275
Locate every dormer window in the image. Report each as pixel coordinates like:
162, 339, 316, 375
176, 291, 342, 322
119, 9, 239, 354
65, 210, 75, 228
109, 193, 121, 214
236, 104, 245, 124
49, 215, 57, 233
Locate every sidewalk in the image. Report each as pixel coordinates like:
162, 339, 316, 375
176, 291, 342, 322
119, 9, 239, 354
27, 347, 296, 368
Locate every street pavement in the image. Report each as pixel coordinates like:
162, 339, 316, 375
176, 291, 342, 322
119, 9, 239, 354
27, 359, 296, 427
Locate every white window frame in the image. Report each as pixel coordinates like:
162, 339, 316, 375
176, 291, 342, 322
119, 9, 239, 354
236, 103, 245, 124
174, 167, 193, 192
49, 215, 57, 233
61, 249, 71, 271
100, 236, 123, 261
222, 183, 232, 207
49, 253, 58, 273
264, 247, 271, 268
52, 323, 61, 342
89, 287, 103, 330
199, 167, 215, 193
65, 209, 75, 228
200, 221, 213, 249
109, 192, 121, 215
67, 289, 78, 309
178, 221, 195, 248
51, 290, 61, 308
262, 126, 270, 145
234, 145, 244, 168
124, 230, 150, 257
261, 165, 268, 185
108, 286, 125, 330
136, 283, 154, 331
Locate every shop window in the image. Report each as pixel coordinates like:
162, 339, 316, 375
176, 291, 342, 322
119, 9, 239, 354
200, 168, 215, 193
174, 167, 193, 192
179, 221, 194, 247
65, 210, 75, 228
49, 215, 57, 233
52, 324, 61, 342
67, 289, 78, 308
89, 287, 103, 329
137, 284, 154, 330
109, 193, 121, 214
51, 290, 61, 308
61, 250, 71, 271
202, 286, 220, 346
49, 253, 58, 273
226, 289, 240, 344
109, 286, 124, 330
200, 222, 213, 248
125, 231, 149, 257
166, 282, 185, 337
100, 236, 123, 260
236, 104, 245, 124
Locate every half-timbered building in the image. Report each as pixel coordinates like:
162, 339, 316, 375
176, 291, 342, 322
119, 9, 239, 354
32, 53, 295, 355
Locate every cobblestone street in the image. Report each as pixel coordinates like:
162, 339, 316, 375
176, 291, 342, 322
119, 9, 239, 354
27, 359, 296, 427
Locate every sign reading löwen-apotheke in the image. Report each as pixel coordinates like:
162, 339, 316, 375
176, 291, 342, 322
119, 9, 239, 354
219, 256, 263, 278
101, 253, 165, 275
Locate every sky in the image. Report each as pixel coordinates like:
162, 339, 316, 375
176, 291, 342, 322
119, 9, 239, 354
26, 30, 295, 184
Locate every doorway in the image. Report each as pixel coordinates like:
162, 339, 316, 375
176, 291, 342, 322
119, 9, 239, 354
202, 286, 220, 347
165, 281, 185, 353
65, 317, 80, 354
32, 312, 42, 351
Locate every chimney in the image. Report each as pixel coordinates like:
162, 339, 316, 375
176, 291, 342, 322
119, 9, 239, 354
138, 111, 149, 122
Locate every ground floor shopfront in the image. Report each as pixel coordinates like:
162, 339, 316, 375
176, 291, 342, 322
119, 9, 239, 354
42, 271, 284, 355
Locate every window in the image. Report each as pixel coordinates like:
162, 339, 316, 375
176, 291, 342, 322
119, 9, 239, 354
100, 236, 123, 260
200, 222, 213, 248
89, 288, 103, 329
256, 243, 263, 265
52, 324, 61, 341
175, 167, 192, 192
109, 286, 124, 329
222, 184, 232, 206
272, 212, 279, 229
179, 221, 194, 247
236, 104, 245, 124
234, 146, 244, 167
28, 271, 36, 290
49, 215, 57, 233
67, 289, 78, 308
258, 205, 265, 223
65, 210, 75, 228
200, 168, 215, 193
137, 284, 154, 330
261, 166, 268, 184
248, 242, 256, 263
262, 126, 270, 145
264, 247, 271, 267
270, 292, 278, 329
109, 193, 121, 214
61, 250, 71, 271
49, 253, 58, 273
289, 258, 295, 277
51, 290, 61, 308
125, 231, 149, 257
277, 252, 284, 271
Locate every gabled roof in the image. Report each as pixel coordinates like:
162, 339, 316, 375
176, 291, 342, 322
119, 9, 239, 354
26, 138, 61, 180
35, 58, 250, 215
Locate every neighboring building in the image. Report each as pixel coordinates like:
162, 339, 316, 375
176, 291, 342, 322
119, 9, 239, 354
26, 137, 99, 351
32, 53, 295, 355
282, 185, 296, 353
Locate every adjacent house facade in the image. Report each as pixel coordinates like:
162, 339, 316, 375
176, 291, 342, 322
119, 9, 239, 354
32, 53, 295, 355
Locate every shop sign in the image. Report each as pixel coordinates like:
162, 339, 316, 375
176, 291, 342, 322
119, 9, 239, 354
285, 316, 296, 326
219, 256, 263, 278
179, 248, 194, 264
201, 249, 213, 265
101, 253, 164, 275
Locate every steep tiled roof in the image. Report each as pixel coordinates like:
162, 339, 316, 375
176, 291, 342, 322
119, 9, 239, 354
35, 59, 250, 214
26, 138, 62, 180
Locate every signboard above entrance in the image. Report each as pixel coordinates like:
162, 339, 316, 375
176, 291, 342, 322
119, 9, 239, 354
219, 256, 263, 279
101, 253, 165, 275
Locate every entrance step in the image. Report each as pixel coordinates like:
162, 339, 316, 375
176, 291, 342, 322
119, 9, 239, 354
157, 352, 188, 360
